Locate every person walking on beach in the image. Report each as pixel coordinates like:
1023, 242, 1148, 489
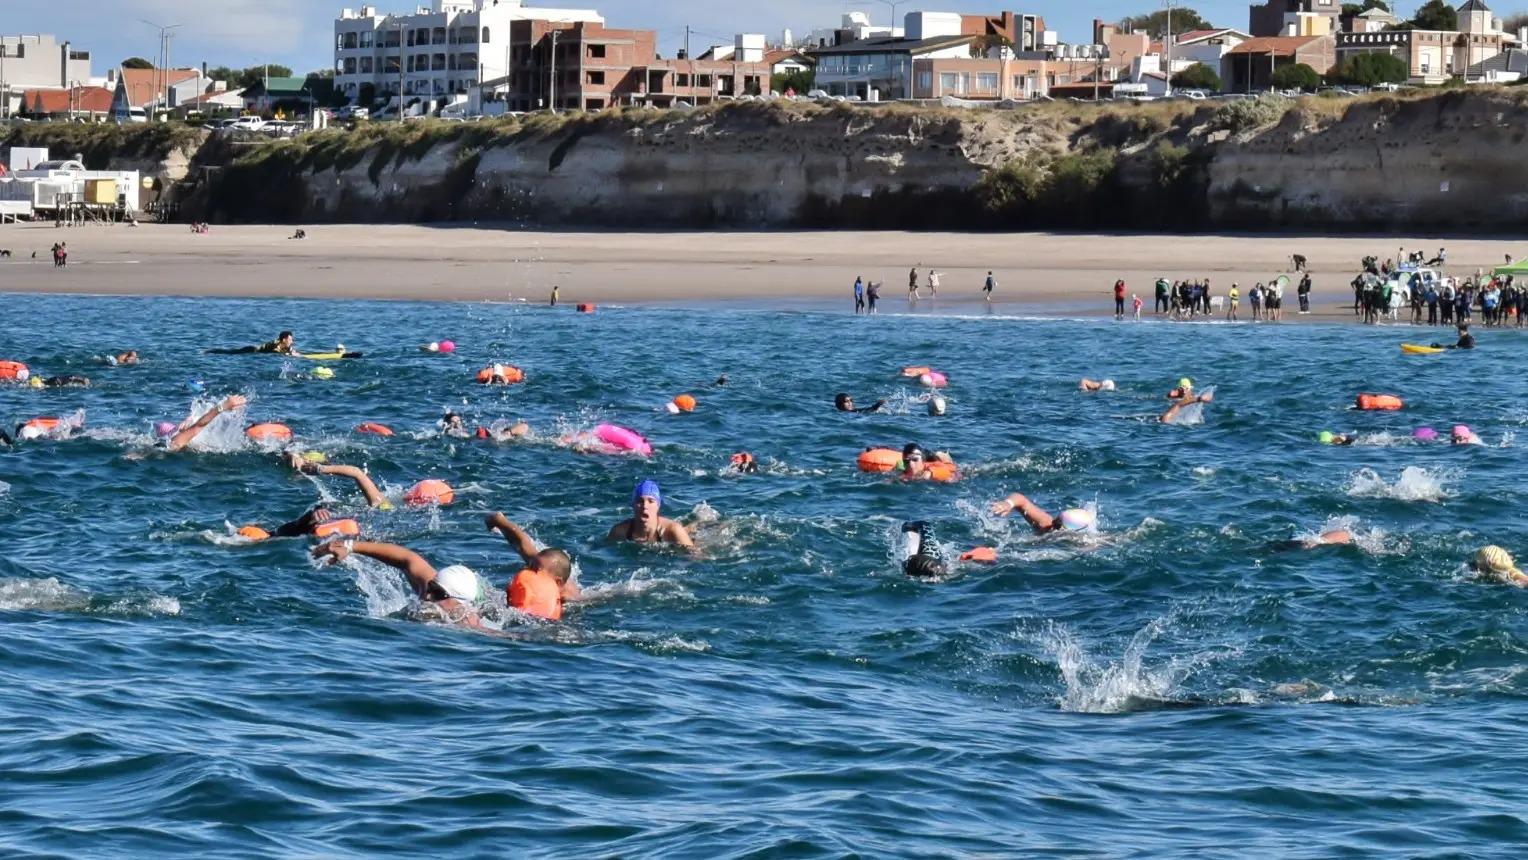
983, 271, 996, 302
867, 281, 880, 314
908, 265, 920, 300
1131, 293, 1142, 321
853, 276, 865, 313
926, 269, 940, 298
1227, 283, 1239, 321
550, 285, 559, 306
1113, 279, 1126, 320
1297, 273, 1312, 314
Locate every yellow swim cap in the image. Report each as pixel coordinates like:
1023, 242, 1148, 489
313, 367, 335, 379
301, 451, 327, 464
1178, 377, 1193, 390
27, 376, 43, 388
1474, 545, 1525, 582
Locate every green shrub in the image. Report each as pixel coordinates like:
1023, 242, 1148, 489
1210, 94, 1292, 133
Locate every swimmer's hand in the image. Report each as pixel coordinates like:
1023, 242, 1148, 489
485, 511, 511, 532
220, 394, 248, 412
312, 540, 350, 564
1198, 392, 1214, 404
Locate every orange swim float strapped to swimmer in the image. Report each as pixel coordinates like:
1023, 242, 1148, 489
475, 365, 525, 385
22, 417, 61, 433
246, 422, 293, 442
577, 303, 595, 313
311, 518, 361, 540
1355, 393, 1404, 411
404, 479, 454, 506
901, 366, 931, 378
508, 568, 562, 620
0, 360, 29, 382
237, 525, 271, 541
960, 547, 998, 564
356, 422, 394, 437
857, 447, 902, 473
925, 461, 960, 483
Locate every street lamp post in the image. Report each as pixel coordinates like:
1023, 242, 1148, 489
141, 19, 183, 121
1162, 0, 1175, 93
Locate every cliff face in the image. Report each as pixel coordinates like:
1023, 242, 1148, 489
1207, 90, 1528, 229
173, 89, 1528, 231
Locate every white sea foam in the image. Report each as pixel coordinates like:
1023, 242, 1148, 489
1345, 466, 1454, 502
0, 577, 180, 616
1025, 614, 1236, 714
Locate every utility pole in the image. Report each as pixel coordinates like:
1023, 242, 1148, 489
141, 20, 182, 122
684, 25, 690, 60
398, 19, 406, 120
1162, 0, 1175, 93
549, 27, 558, 111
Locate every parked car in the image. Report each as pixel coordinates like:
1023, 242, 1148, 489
228, 116, 266, 131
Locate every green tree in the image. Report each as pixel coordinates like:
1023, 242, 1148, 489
1171, 62, 1222, 91
1341, 0, 1390, 14
121, 57, 154, 69
1410, 0, 1457, 30
1329, 52, 1409, 85
235, 64, 294, 90
772, 69, 815, 94
1118, 7, 1213, 38
1271, 62, 1322, 91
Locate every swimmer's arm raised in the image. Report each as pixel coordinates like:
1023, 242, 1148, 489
317, 464, 387, 508
990, 493, 1055, 533
314, 539, 437, 597
167, 394, 245, 451
485, 512, 539, 565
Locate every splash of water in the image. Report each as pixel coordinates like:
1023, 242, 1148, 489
1346, 466, 1454, 502
0, 577, 180, 616
1025, 614, 1233, 714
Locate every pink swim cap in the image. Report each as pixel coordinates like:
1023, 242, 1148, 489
153, 421, 177, 438
438, 340, 456, 353
1453, 424, 1472, 437
1413, 427, 1438, 441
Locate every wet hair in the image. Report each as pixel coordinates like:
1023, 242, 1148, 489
905, 554, 947, 578
537, 548, 573, 583
902, 442, 925, 460
278, 331, 293, 341
835, 393, 852, 409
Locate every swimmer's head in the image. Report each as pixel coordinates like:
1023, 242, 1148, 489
1473, 545, 1524, 583
27, 376, 43, 389
1452, 424, 1478, 444
1318, 430, 1335, 445
1100, 380, 1115, 392
300, 450, 327, 464
1059, 508, 1095, 532
153, 421, 178, 438
534, 548, 573, 584
835, 393, 852, 411
1178, 377, 1193, 391
904, 554, 947, 578
928, 395, 947, 416
433, 565, 485, 603
633, 479, 661, 516
278, 331, 294, 347
1414, 426, 1438, 442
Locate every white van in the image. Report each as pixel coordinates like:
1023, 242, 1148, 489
115, 106, 147, 124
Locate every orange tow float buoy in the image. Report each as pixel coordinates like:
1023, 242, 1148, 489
404, 479, 455, 507
246, 422, 293, 442
857, 447, 902, 473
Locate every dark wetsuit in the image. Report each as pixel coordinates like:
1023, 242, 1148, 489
208, 340, 292, 355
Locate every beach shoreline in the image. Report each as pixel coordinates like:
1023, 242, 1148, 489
1, 223, 1519, 321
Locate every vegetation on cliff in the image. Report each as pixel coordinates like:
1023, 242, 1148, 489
2, 123, 204, 169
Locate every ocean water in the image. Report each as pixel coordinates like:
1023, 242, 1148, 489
3, 294, 1528, 856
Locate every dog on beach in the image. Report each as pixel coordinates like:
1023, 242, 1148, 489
0, 249, 10, 258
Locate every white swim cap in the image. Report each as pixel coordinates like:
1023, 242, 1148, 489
434, 565, 484, 603
17, 424, 45, 441
929, 395, 947, 416
1101, 380, 1115, 391
1059, 508, 1095, 532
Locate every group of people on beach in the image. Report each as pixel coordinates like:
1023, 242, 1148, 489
851, 266, 997, 312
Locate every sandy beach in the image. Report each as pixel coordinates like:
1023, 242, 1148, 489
0, 222, 1520, 316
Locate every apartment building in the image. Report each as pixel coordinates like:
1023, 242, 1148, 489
1333, 0, 1516, 84
0, 34, 94, 117
334, 0, 602, 109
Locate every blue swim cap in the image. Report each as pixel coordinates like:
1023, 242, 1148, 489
188, 379, 205, 392
633, 479, 661, 505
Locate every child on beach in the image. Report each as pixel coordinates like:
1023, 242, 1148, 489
1131, 294, 1142, 321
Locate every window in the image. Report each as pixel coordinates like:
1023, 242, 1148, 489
361, 57, 373, 73
589, 44, 606, 59
461, 26, 477, 43
481, 26, 490, 43
433, 27, 446, 44
337, 33, 347, 50
433, 54, 446, 71
940, 71, 962, 93
344, 57, 357, 74
384, 31, 400, 48
588, 71, 606, 84
361, 31, 374, 48
343, 32, 358, 49
677, 73, 690, 86
407, 29, 416, 46
917, 70, 932, 90
697, 74, 712, 87
977, 73, 999, 91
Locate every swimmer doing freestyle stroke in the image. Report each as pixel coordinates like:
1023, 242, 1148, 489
313, 539, 491, 630
486, 512, 579, 619
1160, 377, 1212, 424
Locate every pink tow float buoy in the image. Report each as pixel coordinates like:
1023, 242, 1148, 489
593, 423, 652, 457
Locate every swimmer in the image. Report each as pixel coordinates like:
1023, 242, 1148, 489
606, 479, 695, 550
1471, 545, 1528, 586
1160, 387, 1213, 424
288, 453, 392, 509
729, 452, 760, 474
901, 521, 948, 578
835, 392, 887, 413
312, 539, 489, 629
927, 395, 947, 417
29, 375, 90, 388
1451, 424, 1483, 446
106, 350, 139, 366
1269, 529, 1354, 551
899, 443, 957, 482
713, 374, 729, 387
5, 413, 85, 444
439, 411, 470, 439
1318, 431, 1357, 446
1166, 377, 1196, 401
158, 394, 247, 452
1079, 378, 1116, 392
485, 512, 580, 603
989, 491, 1093, 535
207, 331, 295, 355
476, 420, 531, 442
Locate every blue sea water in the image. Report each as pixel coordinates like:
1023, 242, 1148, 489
3, 294, 1528, 857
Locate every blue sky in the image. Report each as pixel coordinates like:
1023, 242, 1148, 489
15, 0, 1435, 77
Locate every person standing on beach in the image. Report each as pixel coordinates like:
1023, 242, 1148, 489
927, 269, 940, 298
983, 271, 996, 302
1131, 293, 1143, 321
1227, 283, 1239, 321
550, 285, 559, 306
1113, 279, 1126, 320
908, 265, 920, 300
853, 276, 865, 313
1249, 283, 1262, 321
1154, 277, 1169, 314
1297, 273, 1312, 314
866, 281, 880, 314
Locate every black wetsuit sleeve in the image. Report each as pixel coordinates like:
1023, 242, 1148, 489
206, 346, 260, 355
272, 511, 317, 538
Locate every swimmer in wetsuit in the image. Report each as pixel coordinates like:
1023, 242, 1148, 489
836, 392, 887, 413
901, 521, 948, 578
29, 375, 90, 388
1432, 322, 1475, 350
989, 491, 1095, 535
1160, 379, 1213, 423
207, 331, 295, 355
606, 479, 695, 550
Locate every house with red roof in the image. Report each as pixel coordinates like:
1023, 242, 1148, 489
19, 86, 114, 121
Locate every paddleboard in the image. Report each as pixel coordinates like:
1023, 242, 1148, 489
1400, 343, 1443, 355
294, 351, 364, 360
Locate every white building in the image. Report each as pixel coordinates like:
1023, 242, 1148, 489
0, 34, 94, 118
800, 11, 903, 51
334, 0, 602, 109
5, 153, 142, 218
